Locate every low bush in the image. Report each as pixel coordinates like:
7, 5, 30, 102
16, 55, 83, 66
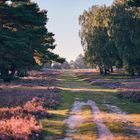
0, 116, 42, 140
0, 93, 62, 139
118, 92, 140, 102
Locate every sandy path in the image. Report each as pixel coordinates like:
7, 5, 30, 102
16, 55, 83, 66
63, 71, 140, 140
64, 101, 86, 140
64, 100, 113, 140
87, 100, 113, 140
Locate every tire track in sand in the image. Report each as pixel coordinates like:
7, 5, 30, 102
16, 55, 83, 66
64, 100, 113, 140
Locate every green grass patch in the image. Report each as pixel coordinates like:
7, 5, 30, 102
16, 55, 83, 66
105, 122, 128, 134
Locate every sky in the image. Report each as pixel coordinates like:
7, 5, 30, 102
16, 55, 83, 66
33, 0, 113, 62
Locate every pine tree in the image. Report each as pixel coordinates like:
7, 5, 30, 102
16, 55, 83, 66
0, 0, 64, 82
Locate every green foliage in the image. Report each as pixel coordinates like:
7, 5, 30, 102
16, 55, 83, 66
0, 0, 64, 81
79, 5, 118, 74
79, 0, 140, 75
128, 0, 140, 7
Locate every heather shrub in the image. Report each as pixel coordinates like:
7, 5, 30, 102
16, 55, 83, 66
0, 95, 59, 139
0, 70, 62, 139
24, 97, 46, 111
0, 107, 23, 120
0, 116, 42, 140
23, 97, 51, 119
118, 92, 140, 102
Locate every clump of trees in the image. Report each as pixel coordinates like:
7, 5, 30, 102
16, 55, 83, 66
52, 54, 88, 69
70, 54, 88, 69
52, 61, 70, 69
79, 0, 140, 75
0, 0, 64, 82
61, 61, 70, 69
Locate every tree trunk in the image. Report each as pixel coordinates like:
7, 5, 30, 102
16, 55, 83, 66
130, 68, 135, 76
17, 69, 28, 77
104, 68, 108, 75
99, 67, 103, 75
1, 68, 12, 82
110, 67, 114, 73
10, 67, 16, 78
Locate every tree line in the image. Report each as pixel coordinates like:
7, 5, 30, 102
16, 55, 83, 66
79, 0, 140, 75
50, 54, 87, 69
0, 0, 65, 82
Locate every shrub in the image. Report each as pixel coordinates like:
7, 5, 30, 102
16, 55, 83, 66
118, 92, 140, 102
0, 116, 42, 140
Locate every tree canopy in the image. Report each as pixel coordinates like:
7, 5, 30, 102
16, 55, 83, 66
79, 0, 140, 75
128, 0, 140, 7
0, 0, 64, 81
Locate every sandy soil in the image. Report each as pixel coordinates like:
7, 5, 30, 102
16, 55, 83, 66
65, 100, 113, 140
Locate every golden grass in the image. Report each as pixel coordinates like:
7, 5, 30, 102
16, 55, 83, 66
113, 135, 138, 140
41, 109, 68, 138
48, 109, 69, 116
57, 86, 118, 93
69, 105, 97, 139
129, 114, 140, 127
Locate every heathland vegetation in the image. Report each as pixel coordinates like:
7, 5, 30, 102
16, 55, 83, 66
0, 0, 140, 140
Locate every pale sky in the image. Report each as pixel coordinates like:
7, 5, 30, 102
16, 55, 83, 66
33, 0, 113, 62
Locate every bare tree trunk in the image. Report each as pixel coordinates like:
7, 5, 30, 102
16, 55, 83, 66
110, 66, 113, 73
99, 67, 103, 75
